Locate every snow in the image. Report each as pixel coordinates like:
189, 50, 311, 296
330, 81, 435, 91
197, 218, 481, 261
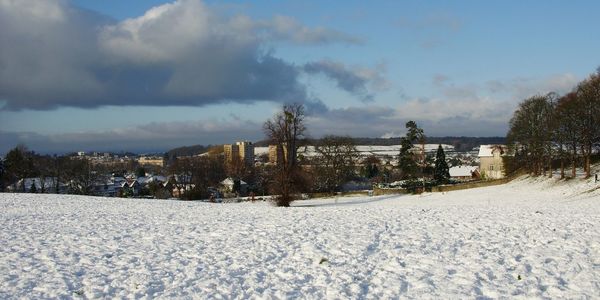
1, 176, 600, 298
449, 165, 478, 177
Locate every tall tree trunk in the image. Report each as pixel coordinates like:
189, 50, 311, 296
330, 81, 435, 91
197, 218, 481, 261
560, 158, 565, 179
585, 144, 592, 178
571, 147, 577, 178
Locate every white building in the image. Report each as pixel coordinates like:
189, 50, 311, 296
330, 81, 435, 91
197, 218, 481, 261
449, 166, 479, 181
478, 145, 507, 179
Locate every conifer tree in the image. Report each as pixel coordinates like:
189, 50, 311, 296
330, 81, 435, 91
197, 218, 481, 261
398, 121, 424, 179
433, 145, 450, 183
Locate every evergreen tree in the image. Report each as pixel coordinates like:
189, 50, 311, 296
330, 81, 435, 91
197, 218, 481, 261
135, 166, 146, 178
29, 181, 37, 193
398, 121, 424, 179
0, 159, 5, 192
433, 145, 450, 183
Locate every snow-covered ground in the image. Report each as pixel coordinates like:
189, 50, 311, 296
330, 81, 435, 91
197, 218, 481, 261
1, 176, 600, 298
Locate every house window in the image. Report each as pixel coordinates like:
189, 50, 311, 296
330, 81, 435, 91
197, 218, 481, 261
489, 165, 494, 171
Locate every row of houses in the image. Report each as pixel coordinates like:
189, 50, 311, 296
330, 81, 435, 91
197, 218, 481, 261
7, 173, 249, 199
6, 174, 167, 197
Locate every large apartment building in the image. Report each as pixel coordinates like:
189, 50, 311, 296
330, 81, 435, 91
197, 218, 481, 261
224, 141, 255, 165
268, 144, 288, 165
137, 156, 165, 168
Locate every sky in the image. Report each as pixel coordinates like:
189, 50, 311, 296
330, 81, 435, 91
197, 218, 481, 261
1, 0, 599, 154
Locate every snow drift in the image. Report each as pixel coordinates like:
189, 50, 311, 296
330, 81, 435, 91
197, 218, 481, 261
1, 176, 599, 298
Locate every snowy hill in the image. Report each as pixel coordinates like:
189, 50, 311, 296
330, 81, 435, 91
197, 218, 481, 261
1, 176, 599, 298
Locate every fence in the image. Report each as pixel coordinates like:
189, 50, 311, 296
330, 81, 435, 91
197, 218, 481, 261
372, 178, 512, 195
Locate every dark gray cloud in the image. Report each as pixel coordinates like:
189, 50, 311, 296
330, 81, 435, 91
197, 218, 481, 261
303, 59, 388, 102
0, 119, 264, 154
0, 0, 360, 111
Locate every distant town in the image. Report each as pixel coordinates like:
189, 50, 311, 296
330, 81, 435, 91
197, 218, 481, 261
0, 134, 507, 201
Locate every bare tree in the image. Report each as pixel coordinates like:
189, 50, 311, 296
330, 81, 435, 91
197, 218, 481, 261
62, 158, 102, 195
555, 92, 581, 178
263, 103, 307, 206
2, 145, 36, 192
575, 74, 600, 178
312, 135, 359, 193
506, 95, 554, 176
168, 155, 226, 200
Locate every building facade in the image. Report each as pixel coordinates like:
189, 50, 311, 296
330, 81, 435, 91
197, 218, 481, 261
478, 145, 506, 179
268, 144, 289, 165
224, 141, 255, 165
137, 156, 165, 168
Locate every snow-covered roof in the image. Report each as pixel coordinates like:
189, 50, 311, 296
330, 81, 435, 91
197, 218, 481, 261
136, 176, 165, 184
449, 166, 478, 177
478, 145, 506, 157
221, 178, 247, 186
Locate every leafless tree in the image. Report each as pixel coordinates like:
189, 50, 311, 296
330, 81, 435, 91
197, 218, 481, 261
263, 103, 307, 206
575, 74, 600, 178
312, 135, 359, 193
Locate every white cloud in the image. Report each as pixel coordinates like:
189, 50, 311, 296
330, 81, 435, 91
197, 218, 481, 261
260, 15, 363, 45
486, 73, 579, 100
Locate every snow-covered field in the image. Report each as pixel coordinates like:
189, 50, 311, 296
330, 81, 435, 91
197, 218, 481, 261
1, 176, 600, 298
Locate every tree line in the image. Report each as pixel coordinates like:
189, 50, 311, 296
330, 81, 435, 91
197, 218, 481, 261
1, 104, 454, 205
506, 70, 600, 178
0, 146, 143, 194
262, 105, 452, 205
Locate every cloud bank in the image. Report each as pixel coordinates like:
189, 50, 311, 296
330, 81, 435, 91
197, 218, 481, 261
0, 119, 264, 154
0, 0, 363, 110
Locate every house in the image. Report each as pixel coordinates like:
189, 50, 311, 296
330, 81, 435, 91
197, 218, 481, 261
121, 179, 141, 196
449, 166, 479, 181
219, 177, 248, 197
168, 175, 194, 198
478, 145, 506, 179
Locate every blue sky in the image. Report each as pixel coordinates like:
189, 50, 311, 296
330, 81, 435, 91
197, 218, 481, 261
1, 0, 599, 154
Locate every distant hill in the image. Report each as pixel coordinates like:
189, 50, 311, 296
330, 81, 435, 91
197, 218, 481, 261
164, 144, 214, 159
